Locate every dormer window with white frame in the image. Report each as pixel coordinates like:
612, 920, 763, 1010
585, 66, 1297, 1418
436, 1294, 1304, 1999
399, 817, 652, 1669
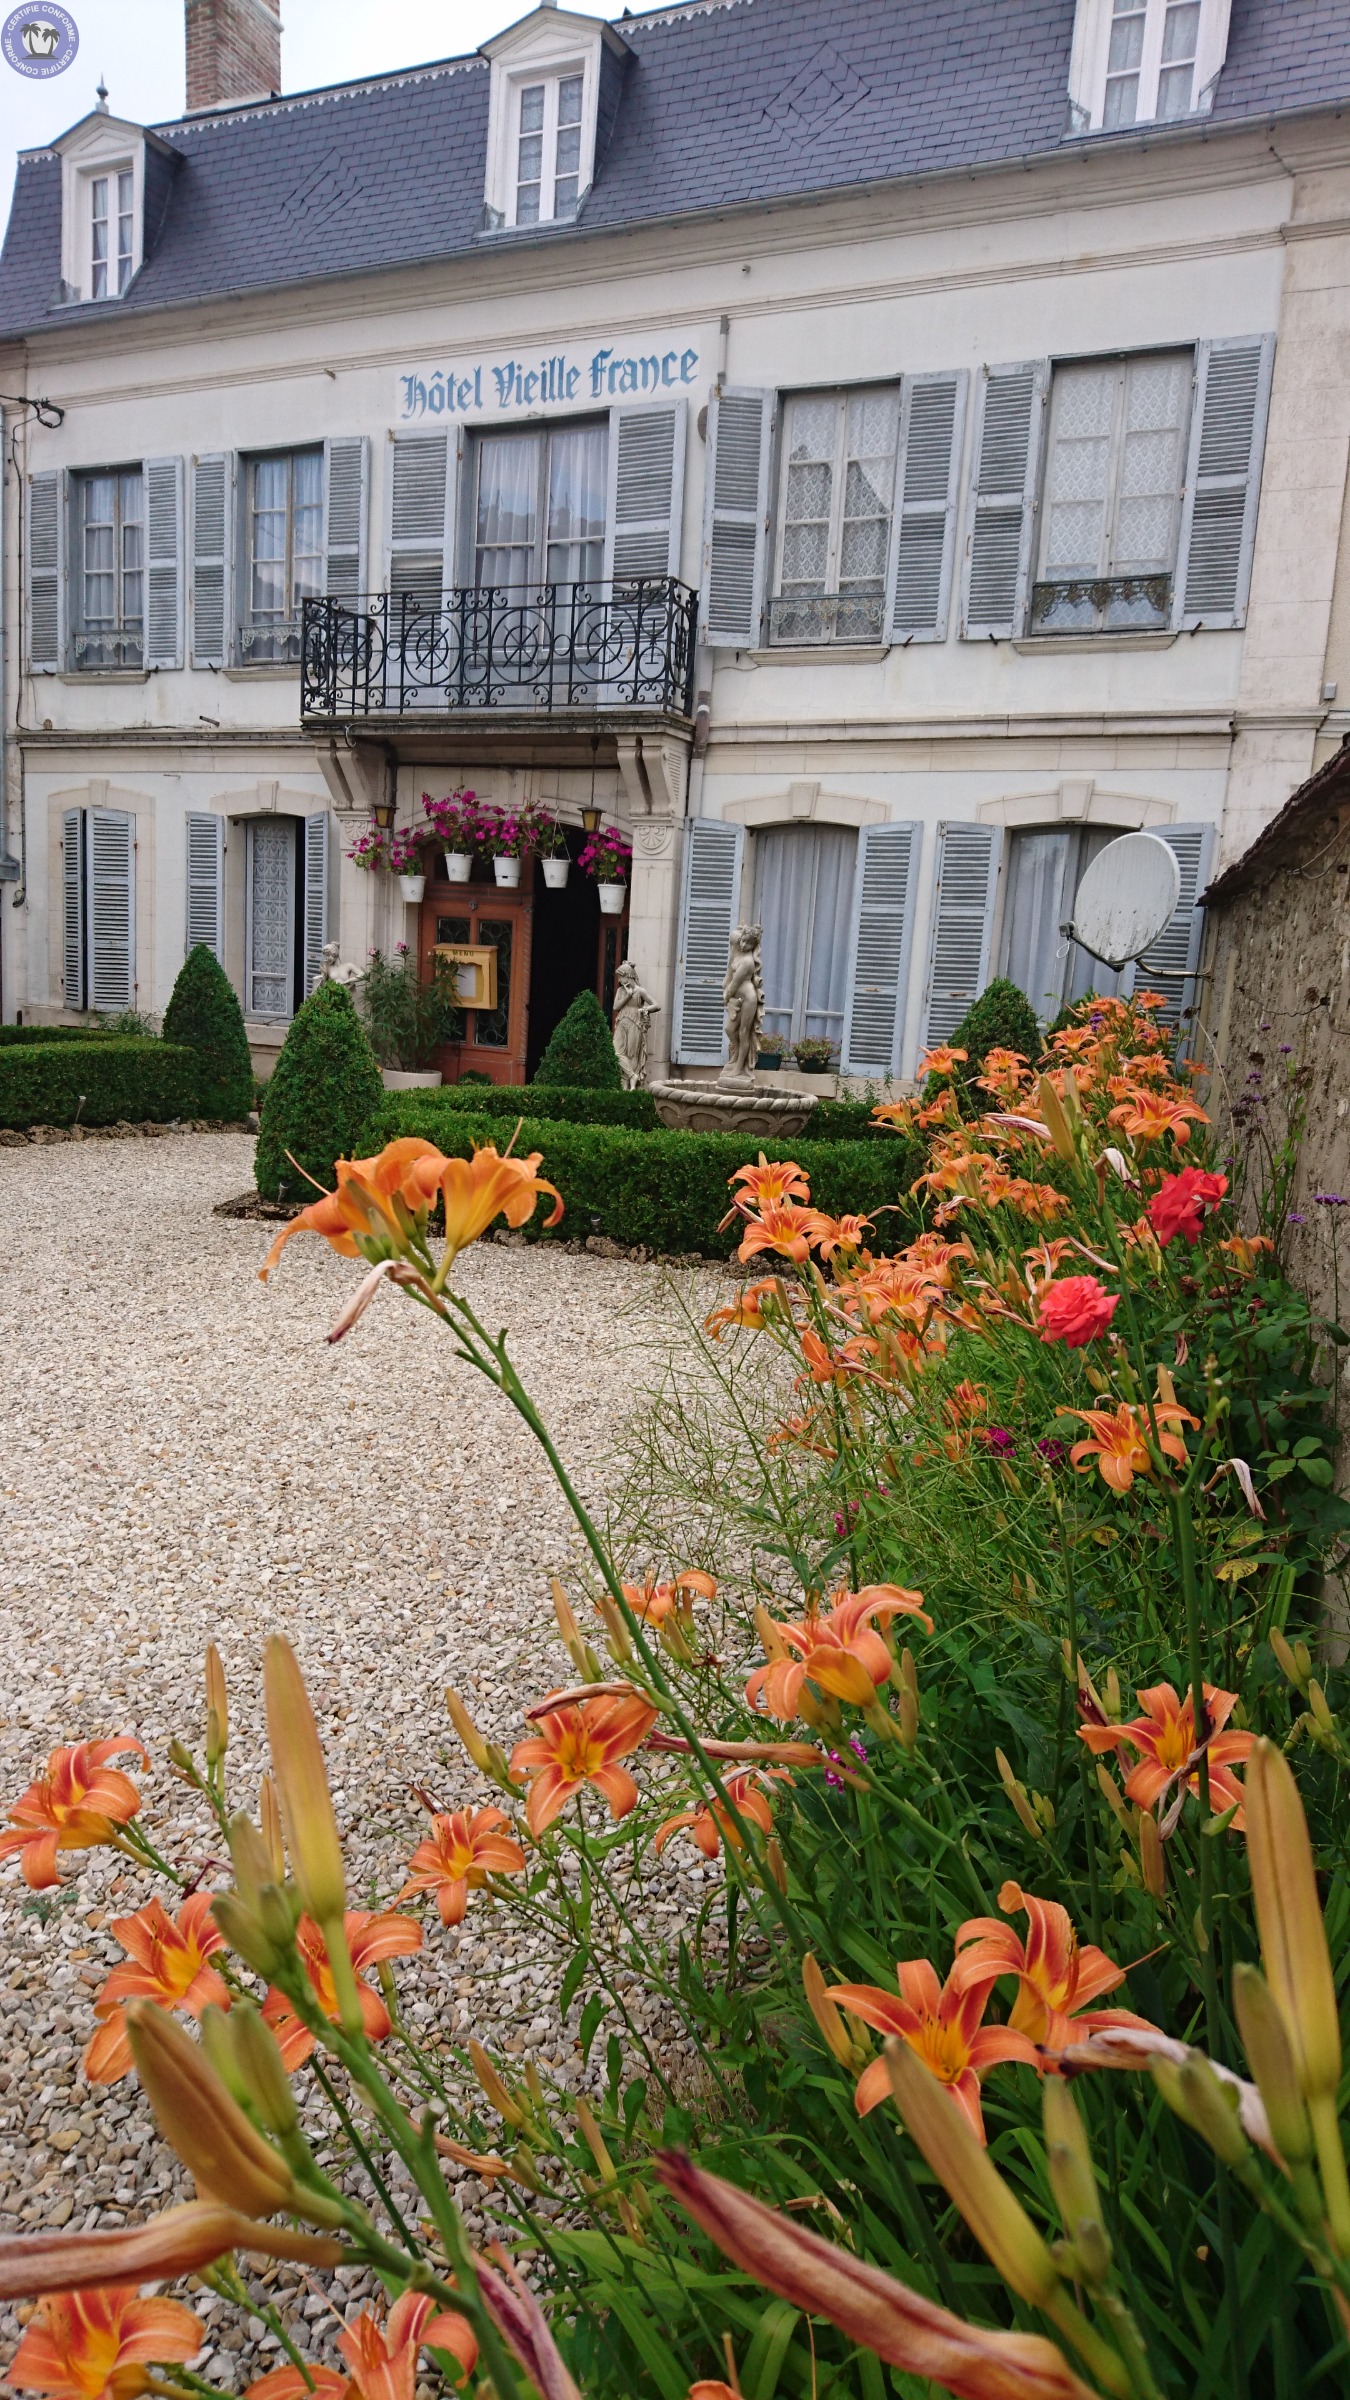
54, 109, 162, 303
90, 169, 134, 298
1067, 0, 1232, 132
482, 6, 628, 233
514, 70, 584, 223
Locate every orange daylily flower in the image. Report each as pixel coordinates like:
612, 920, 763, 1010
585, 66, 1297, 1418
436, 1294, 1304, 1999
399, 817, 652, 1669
811, 1213, 874, 1262
621, 1568, 718, 1627
398, 1807, 526, 1928
438, 1144, 563, 1262
0, 1739, 148, 1891
83, 1893, 229, 2084
746, 1585, 933, 1721
1108, 1091, 1209, 1147
654, 1766, 791, 1860
509, 1687, 659, 1835
7, 2286, 203, 2400
918, 1045, 968, 1079
246, 2289, 478, 2400
798, 1329, 878, 1387
1220, 1232, 1275, 1274
954, 1882, 1155, 2060
704, 1278, 785, 1337
261, 1909, 422, 2068
736, 1202, 828, 1264
260, 1138, 562, 1281
1079, 1682, 1255, 1827
1058, 1398, 1197, 1494
725, 1156, 812, 1213
828, 1956, 1038, 2142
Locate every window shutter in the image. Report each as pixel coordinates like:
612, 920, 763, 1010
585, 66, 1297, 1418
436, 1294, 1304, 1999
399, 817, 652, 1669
841, 822, 921, 1079
303, 811, 330, 1000
673, 817, 744, 1065
604, 400, 687, 581
1130, 823, 1214, 1037
28, 468, 64, 672
888, 374, 967, 644
185, 812, 224, 960
700, 389, 773, 646
1174, 337, 1274, 629
144, 455, 183, 670
62, 807, 85, 1009
388, 431, 457, 605
324, 436, 369, 601
960, 362, 1047, 639
921, 822, 1002, 1050
88, 808, 135, 1014
191, 453, 232, 668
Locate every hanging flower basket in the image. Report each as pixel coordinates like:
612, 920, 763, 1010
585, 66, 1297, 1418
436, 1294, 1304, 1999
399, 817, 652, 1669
493, 855, 522, 888
597, 882, 627, 915
443, 852, 473, 883
423, 788, 483, 878
580, 827, 633, 912
542, 856, 570, 890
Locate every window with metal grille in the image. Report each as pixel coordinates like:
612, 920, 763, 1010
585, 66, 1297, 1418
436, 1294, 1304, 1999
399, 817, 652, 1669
90, 170, 134, 299
74, 468, 144, 669
242, 450, 323, 663
1032, 350, 1192, 634
514, 71, 585, 225
770, 387, 900, 646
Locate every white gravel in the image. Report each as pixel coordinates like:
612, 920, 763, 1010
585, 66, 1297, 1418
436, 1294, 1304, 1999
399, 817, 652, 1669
0, 1133, 718, 2379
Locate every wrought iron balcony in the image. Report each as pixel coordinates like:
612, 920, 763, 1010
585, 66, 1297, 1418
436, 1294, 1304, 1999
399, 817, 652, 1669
300, 580, 698, 722
1029, 573, 1172, 636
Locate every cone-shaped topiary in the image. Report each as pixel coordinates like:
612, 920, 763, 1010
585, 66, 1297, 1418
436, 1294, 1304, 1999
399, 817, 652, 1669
926, 977, 1043, 1116
254, 979, 384, 1202
161, 944, 255, 1121
532, 988, 623, 1090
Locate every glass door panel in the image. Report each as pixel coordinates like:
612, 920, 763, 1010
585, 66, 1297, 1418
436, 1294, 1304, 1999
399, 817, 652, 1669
246, 818, 296, 1019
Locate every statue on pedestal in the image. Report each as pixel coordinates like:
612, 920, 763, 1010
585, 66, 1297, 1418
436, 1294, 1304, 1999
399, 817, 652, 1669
319, 940, 361, 993
721, 923, 764, 1082
612, 960, 658, 1089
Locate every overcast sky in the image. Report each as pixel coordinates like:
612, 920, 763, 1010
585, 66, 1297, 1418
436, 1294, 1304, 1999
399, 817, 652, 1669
0, 0, 630, 214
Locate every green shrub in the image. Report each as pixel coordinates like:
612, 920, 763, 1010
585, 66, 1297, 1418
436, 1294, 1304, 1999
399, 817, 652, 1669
255, 981, 383, 1202
532, 990, 622, 1089
927, 976, 1042, 1113
0, 1023, 114, 1048
358, 1104, 924, 1255
803, 1095, 901, 1141
161, 945, 255, 1122
0, 1038, 200, 1129
370, 1084, 660, 1137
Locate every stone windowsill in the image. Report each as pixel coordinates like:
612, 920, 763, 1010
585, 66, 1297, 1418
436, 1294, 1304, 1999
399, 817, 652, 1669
222, 664, 302, 681
1011, 631, 1179, 655
747, 644, 891, 668
58, 669, 151, 685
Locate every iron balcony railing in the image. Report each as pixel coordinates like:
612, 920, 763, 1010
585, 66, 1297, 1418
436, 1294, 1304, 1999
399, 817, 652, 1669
301, 579, 698, 721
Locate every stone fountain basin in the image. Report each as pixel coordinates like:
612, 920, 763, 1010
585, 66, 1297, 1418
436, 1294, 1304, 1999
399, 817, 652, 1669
648, 1079, 817, 1138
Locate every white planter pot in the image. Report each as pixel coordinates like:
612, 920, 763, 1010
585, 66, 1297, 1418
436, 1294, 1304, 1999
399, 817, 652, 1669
541, 856, 570, 890
398, 874, 426, 903
443, 851, 473, 883
381, 1068, 443, 1090
493, 855, 522, 888
597, 880, 627, 915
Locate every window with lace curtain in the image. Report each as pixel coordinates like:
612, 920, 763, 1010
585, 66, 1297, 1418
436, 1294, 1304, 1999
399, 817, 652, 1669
1031, 349, 1193, 634
770, 387, 900, 646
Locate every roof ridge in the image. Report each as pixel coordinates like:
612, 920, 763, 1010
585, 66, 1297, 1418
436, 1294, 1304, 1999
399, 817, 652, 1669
153, 50, 484, 141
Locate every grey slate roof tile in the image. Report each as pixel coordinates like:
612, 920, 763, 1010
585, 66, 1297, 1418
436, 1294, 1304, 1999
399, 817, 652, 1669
0, 0, 1347, 339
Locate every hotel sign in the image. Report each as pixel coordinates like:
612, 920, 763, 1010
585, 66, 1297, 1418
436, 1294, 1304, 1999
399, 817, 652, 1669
397, 332, 703, 423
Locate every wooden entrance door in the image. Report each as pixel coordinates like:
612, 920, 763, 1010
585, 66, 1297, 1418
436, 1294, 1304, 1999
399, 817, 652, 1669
418, 872, 533, 1087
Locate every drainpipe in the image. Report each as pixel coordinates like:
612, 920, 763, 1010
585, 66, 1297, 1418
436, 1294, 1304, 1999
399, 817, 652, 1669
0, 407, 20, 904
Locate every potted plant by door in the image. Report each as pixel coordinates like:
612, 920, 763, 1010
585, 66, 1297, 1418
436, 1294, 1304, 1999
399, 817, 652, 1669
359, 946, 462, 1088
422, 789, 481, 883
529, 804, 570, 889
580, 826, 633, 915
756, 1039, 786, 1072
390, 827, 428, 903
792, 1036, 837, 1077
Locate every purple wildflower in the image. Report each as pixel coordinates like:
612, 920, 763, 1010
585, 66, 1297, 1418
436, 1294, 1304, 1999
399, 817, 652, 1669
1316, 1195, 1349, 1208
1036, 1438, 1068, 1466
980, 1427, 1016, 1457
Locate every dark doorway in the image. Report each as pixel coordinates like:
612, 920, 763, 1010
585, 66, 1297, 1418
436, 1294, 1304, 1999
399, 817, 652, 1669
526, 827, 603, 1077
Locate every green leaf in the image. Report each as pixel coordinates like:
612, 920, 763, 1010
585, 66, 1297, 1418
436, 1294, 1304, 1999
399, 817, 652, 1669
559, 1946, 591, 2016
742, 2298, 800, 2398
579, 1993, 605, 2063
1299, 1455, 1335, 1489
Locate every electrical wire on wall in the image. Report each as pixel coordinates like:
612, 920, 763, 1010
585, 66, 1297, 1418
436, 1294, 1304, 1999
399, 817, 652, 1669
3, 392, 64, 911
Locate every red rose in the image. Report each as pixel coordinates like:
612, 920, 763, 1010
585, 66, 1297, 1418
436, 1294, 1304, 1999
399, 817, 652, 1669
1148, 1167, 1228, 1248
1036, 1274, 1120, 1348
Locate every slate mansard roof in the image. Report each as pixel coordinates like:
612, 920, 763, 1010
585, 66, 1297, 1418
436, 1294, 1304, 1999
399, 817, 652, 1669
0, 0, 1348, 338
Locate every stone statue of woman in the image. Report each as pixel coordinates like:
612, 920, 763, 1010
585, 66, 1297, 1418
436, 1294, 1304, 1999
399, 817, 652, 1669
721, 924, 764, 1081
612, 960, 658, 1089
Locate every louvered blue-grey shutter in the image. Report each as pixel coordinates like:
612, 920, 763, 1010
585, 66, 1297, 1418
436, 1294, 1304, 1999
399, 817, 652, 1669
62, 807, 85, 1009
888, 374, 967, 644
921, 822, 1002, 1050
303, 811, 329, 1000
1130, 823, 1214, 1038
88, 808, 135, 1014
324, 436, 369, 601
673, 817, 744, 1066
841, 822, 921, 1079
185, 812, 224, 960
144, 455, 183, 670
388, 431, 456, 605
1173, 338, 1273, 630
28, 468, 64, 672
604, 401, 687, 581
960, 362, 1047, 639
191, 453, 232, 667
700, 389, 773, 646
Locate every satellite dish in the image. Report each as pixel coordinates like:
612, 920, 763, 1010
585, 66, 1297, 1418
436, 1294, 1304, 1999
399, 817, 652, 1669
1066, 833, 1180, 971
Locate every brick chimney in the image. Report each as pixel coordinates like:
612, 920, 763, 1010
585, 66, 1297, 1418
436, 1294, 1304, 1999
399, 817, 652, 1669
185, 0, 281, 112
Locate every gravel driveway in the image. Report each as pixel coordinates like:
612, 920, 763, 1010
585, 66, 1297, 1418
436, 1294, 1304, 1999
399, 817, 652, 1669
0, 1133, 714, 2380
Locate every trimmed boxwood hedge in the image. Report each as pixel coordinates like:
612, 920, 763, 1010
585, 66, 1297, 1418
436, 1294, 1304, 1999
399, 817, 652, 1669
357, 1103, 925, 1257
0, 1038, 201, 1129
0, 1023, 115, 1048
372, 1084, 661, 1136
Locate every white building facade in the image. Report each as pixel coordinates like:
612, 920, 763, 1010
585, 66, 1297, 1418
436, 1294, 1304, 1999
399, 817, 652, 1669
0, 0, 1348, 1086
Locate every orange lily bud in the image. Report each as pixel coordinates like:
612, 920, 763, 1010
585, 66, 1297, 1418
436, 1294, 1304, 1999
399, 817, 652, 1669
0, 2201, 344, 2303
575, 2097, 618, 2186
1102, 1668, 1121, 1721
1246, 1740, 1342, 2106
198, 2006, 254, 2111
1154, 1364, 1179, 1412
125, 2002, 300, 2218
802, 1955, 859, 2070
885, 2038, 1062, 2310
1037, 1074, 1077, 1163
210, 1891, 283, 1981
446, 1685, 494, 1773
1150, 2050, 1249, 2170
1042, 2081, 1109, 2283
205, 1643, 229, 1767
996, 1748, 1044, 1845
1269, 1626, 1309, 1690
616, 2192, 647, 2245
1232, 1964, 1313, 2170
552, 1580, 603, 1682
229, 2000, 300, 2142
764, 1837, 787, 1893
263, 1637, 347, 1929
469, 2038, 526, 2127
593, 1590, 634, 1662
754, 1603, 788, 1661
1137, 1809, 1166, 1899
259, 1772, 286, 1882
1309, 1679, 1336, 1736
1095, 1766, 1131, 1835
227, 1809, 274, 1908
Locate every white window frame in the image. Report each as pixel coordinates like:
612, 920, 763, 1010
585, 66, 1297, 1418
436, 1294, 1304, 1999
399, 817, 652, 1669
768, 384, 902, 649
71, 464, 146, 669
1031, 347, 1194, 635
238, 447, 325, 665
511, 69, 587, 227
482, 15, 610, 232
1067, 0, 1232, 131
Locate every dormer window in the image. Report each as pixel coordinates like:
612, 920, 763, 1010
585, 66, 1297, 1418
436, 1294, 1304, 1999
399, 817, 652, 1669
54, 109, 169, 304
1068, 0, 1230, 132
515, 71, 584, 223
482, 7, 628, 233
90, 170, 134, 298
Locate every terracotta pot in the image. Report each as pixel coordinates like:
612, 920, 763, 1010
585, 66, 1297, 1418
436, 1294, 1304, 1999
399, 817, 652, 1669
381, 1068, 443, 1090
443, 851, 473, 883
597, 880, 627, 915
493, 855, 523, 888
398, 874, 426, 902
541, 856, 570, 890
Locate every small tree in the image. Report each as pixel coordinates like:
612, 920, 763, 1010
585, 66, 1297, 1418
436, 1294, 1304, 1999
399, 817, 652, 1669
927, 976, 1042, 1115
254, 980, 383, 1202
533, 988, 622, 1090
161, 945, 254, 1121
